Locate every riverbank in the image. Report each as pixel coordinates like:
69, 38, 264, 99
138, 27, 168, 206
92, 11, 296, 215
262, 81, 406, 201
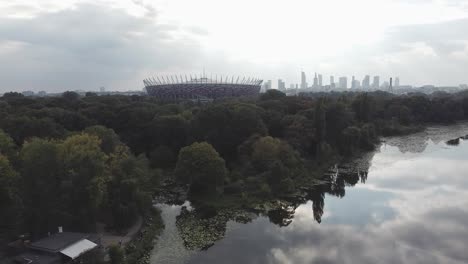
124, 208, 165, 264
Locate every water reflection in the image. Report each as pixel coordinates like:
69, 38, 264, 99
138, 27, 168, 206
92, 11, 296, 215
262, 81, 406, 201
152, 124, 468, 264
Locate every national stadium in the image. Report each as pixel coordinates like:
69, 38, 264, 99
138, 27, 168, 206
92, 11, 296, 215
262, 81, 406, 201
143, 74, 262, 100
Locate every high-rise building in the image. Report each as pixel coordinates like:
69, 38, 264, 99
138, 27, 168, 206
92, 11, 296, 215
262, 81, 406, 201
301, 72, 308, 89
278, 79, 286, 91
318, 74, 323, 87
339, 77, 348, 89
313, 73, 319, 88
262, 80, 272, 91
362, 75, 370, 90
372, 76, 380, 90
330, 76, 335, 89
355, 80, 361, 89
395, 77, 400, 88
351, 76, 356, 89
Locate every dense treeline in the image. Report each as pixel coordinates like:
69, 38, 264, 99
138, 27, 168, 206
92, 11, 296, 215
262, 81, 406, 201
1, 89, 468, 238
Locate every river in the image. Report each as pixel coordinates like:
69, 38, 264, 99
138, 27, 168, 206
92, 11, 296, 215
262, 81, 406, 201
151, 123, 468, 264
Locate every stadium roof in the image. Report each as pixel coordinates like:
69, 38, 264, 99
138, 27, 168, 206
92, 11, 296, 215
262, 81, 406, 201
143, 74, 262, 87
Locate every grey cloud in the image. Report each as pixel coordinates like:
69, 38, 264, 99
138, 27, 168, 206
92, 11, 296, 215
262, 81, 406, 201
385, 18, 468, 55
0, 3, 205, 92
131, 0, 158, 18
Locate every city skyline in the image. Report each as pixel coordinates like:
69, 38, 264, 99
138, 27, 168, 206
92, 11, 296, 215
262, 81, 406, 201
266, 71, 410, 90
1, 0, 468, 92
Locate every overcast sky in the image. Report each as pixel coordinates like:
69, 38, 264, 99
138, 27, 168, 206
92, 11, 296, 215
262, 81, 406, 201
0, 0, 468, 92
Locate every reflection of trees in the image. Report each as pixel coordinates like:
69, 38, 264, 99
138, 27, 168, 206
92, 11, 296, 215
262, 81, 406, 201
267, 205, 296, 227
175, 155, 374, 252
309, 191, 325, 223
383, 123, 468, 153
305, 158, 372, 224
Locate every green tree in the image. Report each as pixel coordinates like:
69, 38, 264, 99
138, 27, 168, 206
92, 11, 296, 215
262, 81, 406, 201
192, 103, 267, 161
108, 245, 126, 264
250, 136, 302, 193
175, 142, 227, 196
60, 134, 108, 230
0, 129, 17, 161
0, 154, 21, 231
20, 138, 62, 236
148, 114, 188, 154
149, 145, 176, 169
341, 126, 361, 155
352, 93, 374, 123
84, 125, 121, 154
107, 145, 151, 230
260, 89, 286, 101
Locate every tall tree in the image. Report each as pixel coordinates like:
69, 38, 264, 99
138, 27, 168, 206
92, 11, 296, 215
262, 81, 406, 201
20, 138, 62, 236
60, 134, 108, 230
175, 142, 227, 197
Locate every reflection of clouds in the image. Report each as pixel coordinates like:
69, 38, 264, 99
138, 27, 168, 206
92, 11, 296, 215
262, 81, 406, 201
165, 125, 468, 264
265, 206, 468, 263
231, 131, 468, 263
369, 141, 468, 191
383, 122, 468, 153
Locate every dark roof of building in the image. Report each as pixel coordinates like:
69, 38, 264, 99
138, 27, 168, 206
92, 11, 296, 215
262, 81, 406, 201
14, 252, 61, 264
28, 233, 89, 253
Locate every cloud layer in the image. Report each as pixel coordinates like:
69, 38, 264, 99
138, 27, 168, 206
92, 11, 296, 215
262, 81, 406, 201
0, 0, 468, 92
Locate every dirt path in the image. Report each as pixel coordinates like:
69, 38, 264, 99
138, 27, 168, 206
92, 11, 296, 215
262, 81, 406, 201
100, 216, 143, 248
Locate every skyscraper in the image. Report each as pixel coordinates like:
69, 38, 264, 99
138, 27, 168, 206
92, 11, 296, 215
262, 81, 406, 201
265, 80, 272, 90
301, 72, 307, 89
395, 77, 400, 88
372, 76, 380, 90
278, 79, 286, 91
313, 73, 319, 88
330, 76, 335, 86
339, 77, 347, 89
318, 74, 323, 87
351, 76, 356, 89
362, 75, 370, 90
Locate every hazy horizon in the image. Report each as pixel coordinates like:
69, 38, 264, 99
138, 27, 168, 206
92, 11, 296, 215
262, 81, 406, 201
1, 0, 468, 92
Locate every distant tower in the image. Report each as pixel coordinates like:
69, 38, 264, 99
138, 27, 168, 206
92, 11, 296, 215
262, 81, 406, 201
362, 75, 370, 90
313, 73, 319, 88
301, 71, 308, 89
318, 74, 323, 87
395, 77, 400, 88
372, 76, 380, 90
263, 80, 272, 91
339, 77, 348, 89
389, 77, 393, 92
351, 76, 356, 89
278, 79, 286, 91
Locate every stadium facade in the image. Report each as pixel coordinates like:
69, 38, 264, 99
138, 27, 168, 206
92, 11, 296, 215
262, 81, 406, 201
144, 75, 262, 100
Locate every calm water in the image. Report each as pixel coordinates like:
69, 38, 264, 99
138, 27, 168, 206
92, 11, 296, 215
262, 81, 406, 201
151, 124, 468, 264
